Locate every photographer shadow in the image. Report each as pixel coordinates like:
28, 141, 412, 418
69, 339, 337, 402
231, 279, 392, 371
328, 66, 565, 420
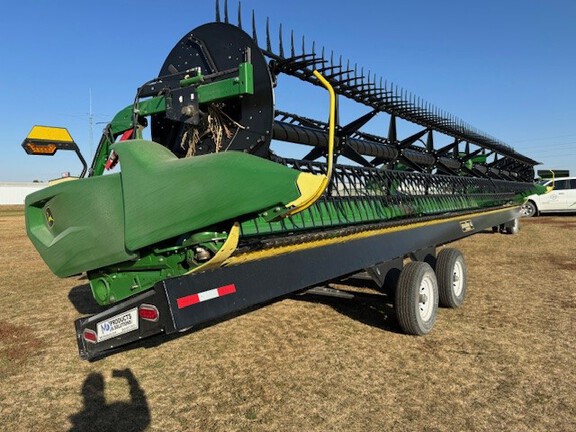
69, 369, 150, 432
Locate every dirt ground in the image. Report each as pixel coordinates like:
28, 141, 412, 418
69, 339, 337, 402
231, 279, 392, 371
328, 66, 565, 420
1, 206, 574, 431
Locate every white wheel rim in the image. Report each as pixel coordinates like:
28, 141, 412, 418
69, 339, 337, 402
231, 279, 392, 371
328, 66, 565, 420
522, 204, 534, 217
452, 259, 464, 297
418, 274, 435, 321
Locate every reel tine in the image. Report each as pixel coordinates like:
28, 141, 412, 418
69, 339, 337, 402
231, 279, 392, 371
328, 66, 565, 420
347, 58, 351, 79
279, 23, 285, 58
266, 17, 271, 52
325, 68, 355, 81
237, 1, 242, 30
277, 55, 325, 73
216, 0, 221, 22
224, 0, 229, 23
252, 9, 257, 44
316, 64, 343, 76
247, 14, 532, 165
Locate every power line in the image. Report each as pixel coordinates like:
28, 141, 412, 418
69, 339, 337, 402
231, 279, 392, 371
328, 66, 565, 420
89, 88, 94, 161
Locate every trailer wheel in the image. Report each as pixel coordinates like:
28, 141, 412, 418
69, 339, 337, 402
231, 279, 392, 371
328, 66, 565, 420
503, 218, 520, 235
395, 262, 438, 335
436, 248, 467, 308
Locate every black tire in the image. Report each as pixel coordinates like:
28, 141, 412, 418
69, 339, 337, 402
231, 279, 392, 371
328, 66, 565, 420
436, 248, 467, 308
395, 262, 438, 335
522, 201, 537, 217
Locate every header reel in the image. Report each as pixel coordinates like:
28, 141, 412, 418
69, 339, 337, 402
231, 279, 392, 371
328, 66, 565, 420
149, 22, 275, 158
87, 1, 539, 183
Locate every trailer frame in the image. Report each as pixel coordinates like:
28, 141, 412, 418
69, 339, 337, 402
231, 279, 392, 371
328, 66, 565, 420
75, 205, 520, 360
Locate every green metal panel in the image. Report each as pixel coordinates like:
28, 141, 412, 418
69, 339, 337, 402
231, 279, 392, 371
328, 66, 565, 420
112, 139, 301, 251
197, 62, 254, 103
90, 63, 254, 178
25, 175, 136, 277
110, 97, 167, 135
25, 140, 303, 280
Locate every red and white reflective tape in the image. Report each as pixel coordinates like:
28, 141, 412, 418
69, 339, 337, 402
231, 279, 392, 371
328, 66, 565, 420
177, 284, 236, 309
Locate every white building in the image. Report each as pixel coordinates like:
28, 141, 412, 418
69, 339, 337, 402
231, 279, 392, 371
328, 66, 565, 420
0, 182, 47, 205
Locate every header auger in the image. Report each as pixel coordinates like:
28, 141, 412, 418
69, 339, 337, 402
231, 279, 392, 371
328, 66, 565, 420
22, 2, 546, 360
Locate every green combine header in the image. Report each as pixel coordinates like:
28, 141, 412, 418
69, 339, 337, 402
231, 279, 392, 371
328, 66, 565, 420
22, 2, 545, 360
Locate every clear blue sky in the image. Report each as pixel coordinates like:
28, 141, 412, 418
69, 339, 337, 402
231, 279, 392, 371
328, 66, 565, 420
1, 0, 575, 181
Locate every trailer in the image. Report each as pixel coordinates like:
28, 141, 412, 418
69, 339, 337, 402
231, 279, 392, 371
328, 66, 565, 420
75, 207, 521, 360
22, 2, 544, 361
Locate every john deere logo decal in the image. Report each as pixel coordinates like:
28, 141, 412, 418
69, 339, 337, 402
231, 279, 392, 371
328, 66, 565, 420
45, 208, 55, 228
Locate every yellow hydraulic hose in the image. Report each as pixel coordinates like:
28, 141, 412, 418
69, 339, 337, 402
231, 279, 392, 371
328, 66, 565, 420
283, 70, 335, 216
547, 169, 555, 192
313, 70, 336, 181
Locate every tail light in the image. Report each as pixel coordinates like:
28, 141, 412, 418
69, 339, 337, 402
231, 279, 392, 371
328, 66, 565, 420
83, 329, 98, 344
139, 304, 159, 322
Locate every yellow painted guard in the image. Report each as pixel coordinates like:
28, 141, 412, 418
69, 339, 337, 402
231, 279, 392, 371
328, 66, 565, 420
185, 222, 241, 275
284, 70, 336, 217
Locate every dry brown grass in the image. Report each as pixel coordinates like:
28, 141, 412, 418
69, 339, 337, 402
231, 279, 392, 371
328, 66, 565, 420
0, 206, 575, 431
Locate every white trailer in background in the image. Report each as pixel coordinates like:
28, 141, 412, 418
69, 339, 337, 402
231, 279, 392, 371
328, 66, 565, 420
0, 182, 46, 205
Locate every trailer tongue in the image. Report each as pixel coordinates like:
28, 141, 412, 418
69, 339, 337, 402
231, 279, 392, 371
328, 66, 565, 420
23, 2, 544, 360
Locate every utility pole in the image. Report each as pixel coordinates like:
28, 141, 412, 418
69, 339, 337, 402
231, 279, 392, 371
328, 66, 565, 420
88, 88, 94, 160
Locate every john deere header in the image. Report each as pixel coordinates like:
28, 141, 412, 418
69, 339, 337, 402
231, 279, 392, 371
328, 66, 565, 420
23, 1, 543, 309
